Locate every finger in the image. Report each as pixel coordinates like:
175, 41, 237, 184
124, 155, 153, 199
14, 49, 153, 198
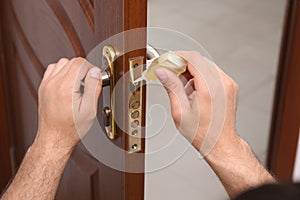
154, 68, 189, 110
175, 51, 219, 96
74, 58, 95, 89
175, 51, 203, 77
82, 67, 102, 114
57, 57, 83, 80
50, 58, 69, 77
42, 63, 56, 81
185, 79, 195, 96
62, 58, 94, 93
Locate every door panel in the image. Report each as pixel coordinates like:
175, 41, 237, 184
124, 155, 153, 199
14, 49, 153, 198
0, 0, 147, 199
0, 27, 13, 193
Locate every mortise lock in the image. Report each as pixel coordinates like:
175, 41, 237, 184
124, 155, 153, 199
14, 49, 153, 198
128, 56, 144, 153
101, 45, 159, 152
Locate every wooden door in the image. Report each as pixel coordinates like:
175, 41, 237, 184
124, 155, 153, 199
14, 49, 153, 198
267, 0, 300, 181
0, 0, 147, 199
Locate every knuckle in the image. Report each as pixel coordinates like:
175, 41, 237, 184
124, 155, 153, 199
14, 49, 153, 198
59, 57, 69, 62
168, 79, 178, 88
70, 57, 77, 62
57, 58, 69, 65
75, 57, 85, 63
47, 63, 55, 70
224, 78, 238, 94
190, 51, 202, 58
166, 81, 180, 94
74, 57, 87, 69
71, 57, 83, 64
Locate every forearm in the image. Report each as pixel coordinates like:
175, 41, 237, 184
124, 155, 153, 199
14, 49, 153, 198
1, 136, 72, 200
205, 132, 276, 199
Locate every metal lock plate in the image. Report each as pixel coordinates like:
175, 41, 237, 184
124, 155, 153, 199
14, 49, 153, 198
128, 56, 144, 153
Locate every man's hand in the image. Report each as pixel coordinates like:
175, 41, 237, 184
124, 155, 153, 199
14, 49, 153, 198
155, 51, 276, 198
1, 57, 102, 200
36, 57, 102, 152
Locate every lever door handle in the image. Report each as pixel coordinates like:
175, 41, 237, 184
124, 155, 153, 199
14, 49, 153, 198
102, 46, 118, 140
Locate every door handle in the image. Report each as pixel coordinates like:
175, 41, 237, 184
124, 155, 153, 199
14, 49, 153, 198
101, 45, 145, 153
101, 70, 110, 87
101, 45, 145, 145
102, 46, 118, 140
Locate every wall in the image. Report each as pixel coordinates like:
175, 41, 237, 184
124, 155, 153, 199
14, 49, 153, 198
146, 0, 287, 199
293, 131, 300, 182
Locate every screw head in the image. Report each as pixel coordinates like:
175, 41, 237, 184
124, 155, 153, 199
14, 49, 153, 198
131, 111, 139, 119
131, 120, 139, 128
103, 107, 111, 116
130, 100, 140, 109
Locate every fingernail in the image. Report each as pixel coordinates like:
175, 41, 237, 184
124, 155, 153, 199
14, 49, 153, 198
90, 68, 101, 79
154, 69, 167, 82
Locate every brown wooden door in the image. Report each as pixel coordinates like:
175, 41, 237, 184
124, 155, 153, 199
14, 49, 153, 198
0, 27, 13, 193
0, 0, 147, 199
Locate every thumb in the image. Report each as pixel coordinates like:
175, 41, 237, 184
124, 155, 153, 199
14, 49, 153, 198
154, 68, 189, 111
82, 67, 102, 115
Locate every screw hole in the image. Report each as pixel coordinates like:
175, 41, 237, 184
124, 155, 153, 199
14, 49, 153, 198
132, 144, 138, 150
131, 120, 139, 128
132, 130, 138, 136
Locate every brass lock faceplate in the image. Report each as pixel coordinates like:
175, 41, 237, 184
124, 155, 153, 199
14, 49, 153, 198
128, 56, 144, 153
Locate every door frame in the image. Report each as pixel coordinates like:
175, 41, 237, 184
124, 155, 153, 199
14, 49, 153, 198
267, 0, 300, 180
96, 0, 147, 199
